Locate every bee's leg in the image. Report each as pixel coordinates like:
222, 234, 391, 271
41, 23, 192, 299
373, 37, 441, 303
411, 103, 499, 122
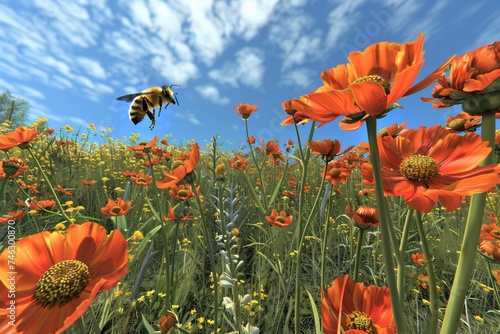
146, 110, 155, 130
158, 96, 163, 117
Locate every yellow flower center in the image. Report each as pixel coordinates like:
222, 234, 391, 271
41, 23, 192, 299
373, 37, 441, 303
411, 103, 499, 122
400, 154, 439, 182
352, 75, 390, 95
235, 161, 243, 167
329, 168, 342, 178
275, 216, 285, 224
137, 177, 147, 184
177, 189, 189, 198
34, 260, 91, 308
345, 310, 376, 333
111, 206, 123, 214
448, 118, 467, 131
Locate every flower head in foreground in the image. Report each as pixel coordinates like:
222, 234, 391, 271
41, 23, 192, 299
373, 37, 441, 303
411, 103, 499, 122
423, 41, 500, 114
0, 222, 128, 334
233, 103, 258, 120
101, 198, 131, 217
266, 209, 293, 227
156, 143, 200, 189
307, 139, 341, 162
321, 275, 394, 334
361, 125, 500, 213
346, 205, 379, 229
0, 125, 38, 150
298, 34, 453, 130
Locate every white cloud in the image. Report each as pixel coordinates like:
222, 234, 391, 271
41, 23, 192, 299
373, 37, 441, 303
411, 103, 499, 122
17, 85, 45, 100
195, 85, 230, 105
325, 0, 367, 48
77, 57, 108, 80
208, 48, 265, 87
173, 111, 201, 126
236, 0, 279, 40
280, 68, 315, 89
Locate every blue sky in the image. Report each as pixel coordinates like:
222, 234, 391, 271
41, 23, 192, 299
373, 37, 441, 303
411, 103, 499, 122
0, 0, 499, 151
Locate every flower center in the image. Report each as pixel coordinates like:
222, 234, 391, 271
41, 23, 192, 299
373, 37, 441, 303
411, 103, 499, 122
448, 118, 467, 131
110, 206, 123, 214
400, 154, 439, 182
275, 216, 285, 224
329, 168, 341, 177
137, 177, 147, 183
352, 75, 390, 95
34, 260, 91, 308
177, 189, 189, 198
345, 310, 376, 333
235, 161, 243, 167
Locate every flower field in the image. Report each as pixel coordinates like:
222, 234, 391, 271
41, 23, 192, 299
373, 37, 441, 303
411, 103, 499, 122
1, 36, 500, 334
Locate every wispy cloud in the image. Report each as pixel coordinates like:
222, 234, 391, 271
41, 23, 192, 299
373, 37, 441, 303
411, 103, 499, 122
208, 48, 265, 87
173, 111, 201, 126
195, 85, 230, 105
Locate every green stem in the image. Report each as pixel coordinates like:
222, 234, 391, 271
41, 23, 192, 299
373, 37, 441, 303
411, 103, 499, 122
0, 176, 8, 206
245, 121, 267, 209
398, 209, 414, 298
320, 186, 334, 290
440, 111, 496, 334
415, 212, 438, 333
294, 161, 327, 334
27, 147, 74, 224
191, 181, 219, 331
353, 228, 365, 282
365, 116, 407, 333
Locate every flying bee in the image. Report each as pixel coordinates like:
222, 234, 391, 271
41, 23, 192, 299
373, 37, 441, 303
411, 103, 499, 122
116, 85, 180, 130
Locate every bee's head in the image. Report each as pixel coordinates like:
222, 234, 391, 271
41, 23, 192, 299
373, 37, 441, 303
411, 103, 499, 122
163, 84, 181, 105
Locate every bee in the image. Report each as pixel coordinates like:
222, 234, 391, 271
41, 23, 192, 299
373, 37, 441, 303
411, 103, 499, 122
116, 85, 180, 129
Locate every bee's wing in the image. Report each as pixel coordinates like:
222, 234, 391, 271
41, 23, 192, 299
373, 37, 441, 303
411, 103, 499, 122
116, 91, 156, 102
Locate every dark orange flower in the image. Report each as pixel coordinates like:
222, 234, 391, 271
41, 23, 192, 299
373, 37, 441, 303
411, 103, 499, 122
169, 184, 195, 201
325, 161, 351, 185
321, 275, 394, 334
379, 122, 407, 138
445, 112, 481, 133
264, 140, 281, 156
493, 269, 500, 286
299, 34, 452, 128
266, 209, 293, 227
234, 103, 258, 120
0, 222, 128, 334
159, 311, 178, 333
55, 184, 72, 195
478, 239, 500, 261
20, 182, 38, 194
0, 210, 24, 223
424, 42, 500, 114
82, 180, 96, 186
411, 252, 426, 267
131, 173, 152, 186
121, 170, 137, 178
0, 157, 28, 178
101, 198, 131, 217
126, 136, 158, 151
0, 125, 38, 150
247, 136, 256, 145
156, 143, 200, 189
361, 125, 500, 213
346, 205, 379, 229
30, 199, 56, 212
163, 207, 193, 221
228, 155, 249, 170
307, 139, 341, 162
480, 223, 500, 241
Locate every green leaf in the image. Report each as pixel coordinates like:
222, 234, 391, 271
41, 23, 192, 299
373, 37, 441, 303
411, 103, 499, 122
267, 174, 284, 210
140, 314, 157, 334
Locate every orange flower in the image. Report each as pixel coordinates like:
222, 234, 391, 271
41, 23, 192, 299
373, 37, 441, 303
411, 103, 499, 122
126, 136, 158, 151
163, 207, 193, 221
101, 198, 131, 217
346, 205, 379, 229
411, 252, 426, 267
480, 222, 500, 241
55, 184, 72, 195
325, 161, 351, 185
121, 170, 137, 178
233, 103, 258, 120
424, 42, 500, 114
156, 143, 200, 189
247, 136, 256, 145
169, 184, 195, 201
478, 239, 500, 261
361, 125, 500, 213
228, 155, 249, 170
0, 210, 24, 223
0, 157, 28, 178
0, 125, 38, 150
321, 275, 394, 334
131, 173, 152, 186
0, 222, 128, 334
266, 209, 293, 227
159, 311, 178, 333
493, 269, 500, 286
307, 139, 341, 162
446, 112, 481, 133
82, 180, 96, 186
299, 34, 452, 128
30, 199, 56, 212
378, 122, 407, 138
